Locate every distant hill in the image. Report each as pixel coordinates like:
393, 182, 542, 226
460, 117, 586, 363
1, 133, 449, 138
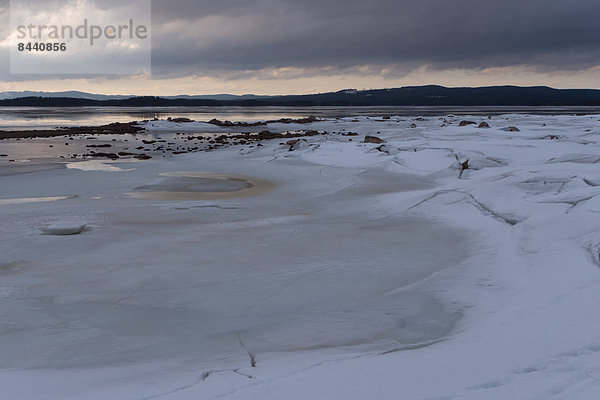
265, 86, 600, 106
166, 94, 271, 101
2, 86, 600, 107
0, 91, 130, 101
0, 91, 269, 102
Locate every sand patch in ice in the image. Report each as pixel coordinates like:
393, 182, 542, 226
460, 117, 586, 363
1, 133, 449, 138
66, 160, 136, 172
127, 172, 277, 200
0, 196, 76, 206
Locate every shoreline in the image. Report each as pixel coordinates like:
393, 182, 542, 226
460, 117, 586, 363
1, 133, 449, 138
0, 116, 321, 139
0, 122, 144, 139
0, 117, 335, 176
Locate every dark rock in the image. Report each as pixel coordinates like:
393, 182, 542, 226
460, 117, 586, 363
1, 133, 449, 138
459, 121, 477, 127
478, 122, 491, 128
286, 139, 300, 151
88, 152, 120, 160
364, 135, 385, 144
208, 119, 234, 127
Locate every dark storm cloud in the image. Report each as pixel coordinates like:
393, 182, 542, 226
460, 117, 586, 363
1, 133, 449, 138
1, 0, 599, 80
149, 0, 600, 76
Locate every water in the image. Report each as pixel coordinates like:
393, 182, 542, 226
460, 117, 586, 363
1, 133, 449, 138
1, 106, 600, 130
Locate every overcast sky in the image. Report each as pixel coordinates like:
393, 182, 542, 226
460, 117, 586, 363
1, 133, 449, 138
1, 0, 599, 95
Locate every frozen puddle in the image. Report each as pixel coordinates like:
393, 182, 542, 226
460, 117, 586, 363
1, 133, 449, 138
128, 172, 276, 200
0, 212, 468, 369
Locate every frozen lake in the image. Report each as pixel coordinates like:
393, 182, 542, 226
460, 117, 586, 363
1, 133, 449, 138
2, 112, 600, 399
2, 105, 600, 130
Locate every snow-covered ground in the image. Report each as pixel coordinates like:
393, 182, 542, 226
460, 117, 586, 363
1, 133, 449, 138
2, 113, 600, 399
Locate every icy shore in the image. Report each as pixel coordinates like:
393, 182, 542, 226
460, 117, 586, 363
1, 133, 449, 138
1, 113, 600, 399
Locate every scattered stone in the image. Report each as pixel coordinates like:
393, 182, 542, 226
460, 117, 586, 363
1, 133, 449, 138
286, 139, 308, 152
87, 152, 120, 160
459, 121, 477, 127
501, 126, 520, 132
286, 139, 300, 151
410, 123, 417, 128
478, 122, 491, 128
168, 117, 194, 123
0, 122, 143, 140
458, 159, 470, 178
364, 135, 385, 144
207, 116, 319, 128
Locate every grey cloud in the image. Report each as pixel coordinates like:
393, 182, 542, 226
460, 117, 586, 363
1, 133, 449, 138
1, 0, 599, 81
149, 0, 600, 76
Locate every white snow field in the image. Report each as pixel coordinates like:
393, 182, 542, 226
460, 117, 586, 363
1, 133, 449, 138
2, 113, 600, 399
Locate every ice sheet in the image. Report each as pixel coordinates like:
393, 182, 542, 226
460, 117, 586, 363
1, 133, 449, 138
2, 112, 600, 399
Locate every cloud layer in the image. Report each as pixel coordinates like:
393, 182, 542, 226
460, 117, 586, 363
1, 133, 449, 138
149, 0, 600, 77
1, 0, 599, 89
